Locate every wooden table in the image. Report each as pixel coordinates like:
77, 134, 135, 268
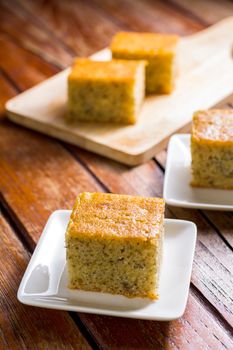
1, 1, 233, 349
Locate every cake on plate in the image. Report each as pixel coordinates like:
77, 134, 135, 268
191, 109, 233, 189
65, 192, 165, 299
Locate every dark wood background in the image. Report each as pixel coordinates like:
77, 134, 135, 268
0, 0, 233, 349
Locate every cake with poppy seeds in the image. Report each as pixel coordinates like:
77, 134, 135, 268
191, 110, 233, 189
66, 192, 165, 299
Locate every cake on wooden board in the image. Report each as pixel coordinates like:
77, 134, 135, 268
111, 32, 179, 94
191, 109, 233, 189
65, 192, 165, 299
68, 58, 146, 124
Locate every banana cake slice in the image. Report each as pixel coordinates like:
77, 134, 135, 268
111, 32, 179, 94
65, 192, 165, 299
68, 58, 146, 124
191, 109, 233, 189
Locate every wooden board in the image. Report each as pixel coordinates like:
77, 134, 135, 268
6, 17, 233, 165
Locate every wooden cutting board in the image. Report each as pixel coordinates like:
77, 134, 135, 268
6, 17, 233, 166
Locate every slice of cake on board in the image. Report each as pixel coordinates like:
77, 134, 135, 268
68, 59, 146, 124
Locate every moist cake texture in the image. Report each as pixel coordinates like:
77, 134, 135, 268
111, 32, 179, 94
191, 109, 233, 189
68, 58, 146, 124
66, 192, 165, 299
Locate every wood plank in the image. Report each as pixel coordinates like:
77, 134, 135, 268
0, 71, 17, 116
6, 17, 233, 165
0, 214, 91, 349
0, 0, 74, 68
12, 0, 121, 56
0, 34, 59, 91
79, 291, 233, 349
172, 0, 233, 24
202, 211, 233, 248
0, 73, 232, 348
0, 120, 103, 243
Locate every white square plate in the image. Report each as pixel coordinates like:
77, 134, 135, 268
18, 210, 196, 321
163, 134, 233, 211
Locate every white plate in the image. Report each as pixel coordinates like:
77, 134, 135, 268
163, 134, 233, 211
18, 210, 196, 321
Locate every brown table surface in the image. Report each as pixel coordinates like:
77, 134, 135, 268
1, 0, 233, 349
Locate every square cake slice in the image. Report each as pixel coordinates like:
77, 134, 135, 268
111, 32, 179, 94
191, 109, 233, 189
66, 192, 165, 299
68, 58, 146, 124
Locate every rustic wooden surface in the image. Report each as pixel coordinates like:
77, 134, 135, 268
0, 0, 233, 349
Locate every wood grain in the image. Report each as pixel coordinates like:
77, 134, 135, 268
13, 0, 121, 56
91, 0, 204, 33
79, 290, 233, 349
0, 214, 91, 350
0, 71, 17, 117
22, 0, 203, 35
0, 121, 102, 244
0, 0, 74, 68
201, 211, 233, 248
0, 34, 59, 91
172, 0, 233, 24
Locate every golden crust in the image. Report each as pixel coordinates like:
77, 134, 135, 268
111, 32, 179, 57
192, 110, 233, 146
66, 192, 165, 240
69, 58, 146, 81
